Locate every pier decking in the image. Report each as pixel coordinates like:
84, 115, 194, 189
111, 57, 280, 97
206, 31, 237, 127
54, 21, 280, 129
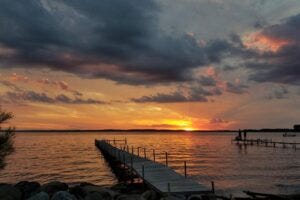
233, 138, 299, 150
95, 139, 210, 195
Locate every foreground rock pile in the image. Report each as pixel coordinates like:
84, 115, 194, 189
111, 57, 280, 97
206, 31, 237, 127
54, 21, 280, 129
0, 181, 212, 200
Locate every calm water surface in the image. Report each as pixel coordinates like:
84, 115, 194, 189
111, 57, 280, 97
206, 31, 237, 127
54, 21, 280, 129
1, 131, 299, 196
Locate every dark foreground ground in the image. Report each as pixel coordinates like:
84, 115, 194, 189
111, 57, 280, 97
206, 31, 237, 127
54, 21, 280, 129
1, 180, 299, 200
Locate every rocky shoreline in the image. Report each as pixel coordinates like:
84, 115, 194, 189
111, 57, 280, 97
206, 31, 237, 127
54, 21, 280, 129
0, 181, 215, 200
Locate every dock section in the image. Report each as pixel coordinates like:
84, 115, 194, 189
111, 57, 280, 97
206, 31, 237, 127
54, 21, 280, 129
95, 139, 211, 195
233, 138, 299, 150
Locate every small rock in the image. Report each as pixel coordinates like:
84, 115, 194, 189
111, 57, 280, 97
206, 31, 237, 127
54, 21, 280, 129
141, 190, 158, 200
69, 185, 87, 199
42, 181, 69, 196
28, 191, 50, 200
0, 183, 22, 200
14, 181, 41, 199
51, 191, 77, 200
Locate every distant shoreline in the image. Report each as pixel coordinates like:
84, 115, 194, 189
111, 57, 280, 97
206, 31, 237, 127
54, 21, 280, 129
13, 128, 298, 133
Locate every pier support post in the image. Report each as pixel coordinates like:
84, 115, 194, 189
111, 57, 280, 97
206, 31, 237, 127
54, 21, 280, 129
131, 146, 134, 154
123, 154, 126, 169
167, 183, 171, 193
165, 152, 168, 166
138, 147, 140, 156
144, 148, 146, 159
184, 161, 187, 178
211, 181, 215, 193
153, 149, 156, 161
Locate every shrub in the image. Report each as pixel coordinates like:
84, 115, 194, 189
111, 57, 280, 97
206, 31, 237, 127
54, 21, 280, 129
0, 109, 15, 169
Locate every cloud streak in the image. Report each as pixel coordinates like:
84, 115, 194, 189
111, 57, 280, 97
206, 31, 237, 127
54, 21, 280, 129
5, 90, 105, 105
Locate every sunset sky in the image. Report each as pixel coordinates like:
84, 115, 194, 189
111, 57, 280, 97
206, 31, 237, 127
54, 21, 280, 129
0, 0, 300, 130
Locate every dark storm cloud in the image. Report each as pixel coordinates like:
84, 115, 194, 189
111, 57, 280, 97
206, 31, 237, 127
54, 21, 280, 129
131, 85, 222, 103
5, 90, 105, 104
225, 82, 248, 94
197, 76, 217, 86
247, 13, 300, 85
0, 0, 238, 85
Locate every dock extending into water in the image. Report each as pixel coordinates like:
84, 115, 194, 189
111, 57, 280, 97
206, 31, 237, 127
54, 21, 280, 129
95, 139, 211, 195
233, 138, 300, 150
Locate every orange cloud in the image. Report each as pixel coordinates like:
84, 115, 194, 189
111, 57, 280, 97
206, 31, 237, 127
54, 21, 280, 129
243, 32, 290, 52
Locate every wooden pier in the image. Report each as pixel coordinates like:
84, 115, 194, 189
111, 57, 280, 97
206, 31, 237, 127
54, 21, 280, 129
233, 138, 300, 150
95, 139, 211, 195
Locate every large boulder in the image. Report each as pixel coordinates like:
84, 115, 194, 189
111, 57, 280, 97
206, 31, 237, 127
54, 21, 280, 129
27, 191, 50, 200
69, 185, 87, 199
42, 181, 69, 196
14, 181, 41, 199
110, 183, 129, 193
82, 185, 118, 198
141, 190, 158, 200
51, 191, 77, 200
0, 183, 22, 200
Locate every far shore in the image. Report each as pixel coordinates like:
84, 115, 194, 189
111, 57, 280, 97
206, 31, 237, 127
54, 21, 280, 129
11, 128, 300, 133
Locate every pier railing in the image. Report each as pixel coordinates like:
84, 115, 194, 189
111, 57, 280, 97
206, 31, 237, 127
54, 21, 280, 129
95, 138, 211, 195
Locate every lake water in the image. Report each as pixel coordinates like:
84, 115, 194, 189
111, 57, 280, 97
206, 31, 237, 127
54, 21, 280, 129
1, 131, 299, 196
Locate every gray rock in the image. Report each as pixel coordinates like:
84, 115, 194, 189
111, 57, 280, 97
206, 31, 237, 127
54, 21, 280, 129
84, 191, 111, 200
69, 185, 86, 199
0, 183, 22, 200
187, 195, 202, 200
51, 191, 77, 200
116, 194, 141, 200
28, 191, 50, 200
160, 195, 184, 200
15, 181, 41, 199
42, 181, 68, 196
82, 185, 118, 199
141, 190, 158, 200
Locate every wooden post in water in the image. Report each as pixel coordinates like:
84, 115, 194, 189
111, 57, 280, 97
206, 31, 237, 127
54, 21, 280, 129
123, 154, 125, 169
142, 165, 145, 179
125, 138, 127, 145
211, 181, 215, 193
165, 152, 168, 166
153, 149, 156, 161
184, 161, 187, 178
131, 146, 134, 154
137, 147, 140, 156
113, 138, 116, 145
144, 148, 146, 158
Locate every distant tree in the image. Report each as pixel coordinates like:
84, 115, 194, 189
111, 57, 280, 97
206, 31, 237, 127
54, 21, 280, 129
0, 108, 15, 169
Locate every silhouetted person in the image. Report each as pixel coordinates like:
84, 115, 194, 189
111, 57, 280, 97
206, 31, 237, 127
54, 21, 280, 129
244, 130, 247, 139
236, 129, 242, 140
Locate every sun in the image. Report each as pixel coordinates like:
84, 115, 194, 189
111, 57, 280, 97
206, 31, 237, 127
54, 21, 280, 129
183, 127, 195, 131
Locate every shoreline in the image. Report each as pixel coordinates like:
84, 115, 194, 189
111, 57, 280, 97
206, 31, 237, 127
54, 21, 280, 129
1, 180, 299, 200
0, 180, 216, 200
